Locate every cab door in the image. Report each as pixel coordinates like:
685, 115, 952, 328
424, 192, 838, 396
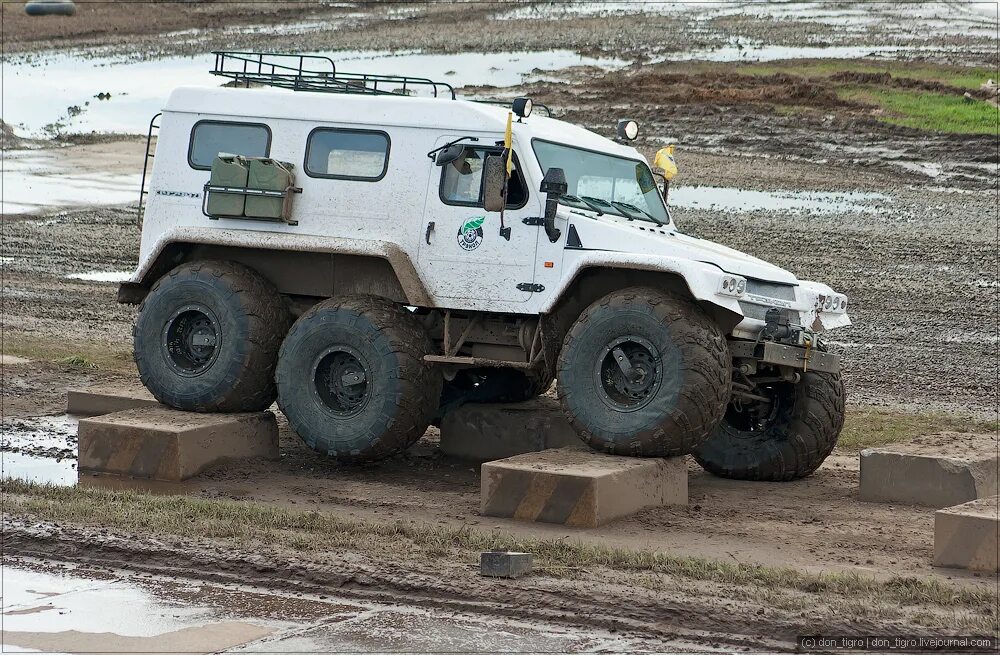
417, 136, 540, 304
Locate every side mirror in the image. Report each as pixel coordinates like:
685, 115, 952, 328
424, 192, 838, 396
482, 155, 506, 213
539, 167, 568, 196
539, 167, 566, 243
434, 143, 466, 167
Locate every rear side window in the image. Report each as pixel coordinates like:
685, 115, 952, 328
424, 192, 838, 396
305, 128, 390, 181
188, 121, 271, 170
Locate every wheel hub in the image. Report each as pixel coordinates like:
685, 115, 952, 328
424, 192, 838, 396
162, 305, 220, 376
313, 346, 370, 417
595, 335, 662, 412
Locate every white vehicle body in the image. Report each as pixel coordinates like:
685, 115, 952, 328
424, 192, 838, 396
132, 86, 850, 339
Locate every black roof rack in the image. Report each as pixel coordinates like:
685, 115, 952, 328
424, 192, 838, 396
210, 51, 556, 116
211, 51, 457, 99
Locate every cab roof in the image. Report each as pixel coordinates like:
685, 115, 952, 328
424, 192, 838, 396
164, 86, 642, 160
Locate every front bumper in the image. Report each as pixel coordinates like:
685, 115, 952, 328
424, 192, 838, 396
730, 339, 841, 375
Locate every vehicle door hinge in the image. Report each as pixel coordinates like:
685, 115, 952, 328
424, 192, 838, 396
516, 283, 545, 293
522, 216, 544, 226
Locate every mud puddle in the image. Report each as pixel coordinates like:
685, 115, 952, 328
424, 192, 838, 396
5, 49, 625, 136
3, 148, 140, 214
663, 41, 950, 63
669, 185, 890, 214
1, 559, 677, 652
2, 415, 78, 485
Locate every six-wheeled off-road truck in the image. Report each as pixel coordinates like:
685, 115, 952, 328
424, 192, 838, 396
121, 52, 850, 481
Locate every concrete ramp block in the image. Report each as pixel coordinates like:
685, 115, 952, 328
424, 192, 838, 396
934, 497, 998, 572
481, 447, 687, 528
859, 432, 998, 507
440, 397, 581, 461
67, 384, 160, 416
78, 407, 278, 481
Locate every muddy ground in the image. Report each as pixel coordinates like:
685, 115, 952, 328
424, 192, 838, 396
2, 1, 999, 650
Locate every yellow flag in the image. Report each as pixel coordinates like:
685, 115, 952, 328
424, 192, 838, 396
654, 145, 678, 181
504, 112, 514, 176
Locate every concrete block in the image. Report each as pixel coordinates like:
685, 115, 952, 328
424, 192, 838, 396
78, 407, 278, 481
934, 497, 999, 572
480, 551, 533, 578
859, 432, 998, 507
67, 384, 160, 416
481, 447, 687, 528
440, 396, 581, 461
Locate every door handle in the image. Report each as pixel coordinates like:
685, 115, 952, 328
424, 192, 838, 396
425, 221, 435, 244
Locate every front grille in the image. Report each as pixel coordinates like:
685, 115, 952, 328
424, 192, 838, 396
738, 301, 771, 321
745, 279, 796, 301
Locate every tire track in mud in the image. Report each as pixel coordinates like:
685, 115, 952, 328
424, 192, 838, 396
2, 519, 865, 652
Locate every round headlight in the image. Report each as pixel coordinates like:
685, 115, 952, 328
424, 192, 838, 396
824, 297, 833, 310
840, 298, 847, 310
512, 97, 533, 118
617, 119, 639, 141
736, 279, 746, 294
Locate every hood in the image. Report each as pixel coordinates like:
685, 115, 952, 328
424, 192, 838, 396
565, 212, 797, 285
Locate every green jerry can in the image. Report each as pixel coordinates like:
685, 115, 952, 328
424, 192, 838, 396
207, 154, 249, 217
245, 159, 295, 220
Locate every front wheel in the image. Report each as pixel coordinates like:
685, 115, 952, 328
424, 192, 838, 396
557, 287, 731, 457
692, 371, 846, 481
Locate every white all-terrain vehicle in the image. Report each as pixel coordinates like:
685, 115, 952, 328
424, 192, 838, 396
123, 52, 850, 480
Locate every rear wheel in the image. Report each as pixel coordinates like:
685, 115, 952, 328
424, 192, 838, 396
133, 260, 289, 412
557, 287, 730, 457
692, 370, 845, 481
276, 296, 442, 463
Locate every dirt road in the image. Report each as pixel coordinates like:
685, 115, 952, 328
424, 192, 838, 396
2, 3, 998, 649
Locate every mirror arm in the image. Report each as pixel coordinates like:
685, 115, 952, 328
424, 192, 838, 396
426, 136, 480, 161
543, 195, 561, 243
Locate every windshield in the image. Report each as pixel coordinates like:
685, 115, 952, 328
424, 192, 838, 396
532, 139, 669, 224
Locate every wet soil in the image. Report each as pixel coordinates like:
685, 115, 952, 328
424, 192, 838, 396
2, 4, 998, 646
0, 517, 955, 652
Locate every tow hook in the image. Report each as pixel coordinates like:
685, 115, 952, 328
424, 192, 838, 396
801, 334, 813, 372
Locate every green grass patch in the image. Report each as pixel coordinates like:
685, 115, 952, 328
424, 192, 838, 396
56, 355, 98, 369
4, 333, 133, 372
736, 59, 995, 90
839, 408, 997, 452
837, 87, 998, 134
3, 479, 994, 617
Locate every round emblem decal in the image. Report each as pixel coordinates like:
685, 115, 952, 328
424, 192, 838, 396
457, 215, 485, 251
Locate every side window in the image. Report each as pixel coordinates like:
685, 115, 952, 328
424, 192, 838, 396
439, 148, 527, 208
188, 121, 270, 170
305, 128, 390, 181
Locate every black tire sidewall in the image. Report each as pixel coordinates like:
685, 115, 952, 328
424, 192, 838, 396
560, 305, 685, 441
277, 300, 434, 461
693, 371, 845, 481
135, 274, 253, 410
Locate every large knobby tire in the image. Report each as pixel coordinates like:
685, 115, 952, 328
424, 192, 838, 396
134, 260, 289, 412
693, 371, 845, 481
557, 288, 731, 457
276, 296, 442, 463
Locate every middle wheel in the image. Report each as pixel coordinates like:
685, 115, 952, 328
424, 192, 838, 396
276, 296, 442, 463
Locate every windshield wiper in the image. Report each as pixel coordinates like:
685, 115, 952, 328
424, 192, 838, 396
560, 194, 603, 216
611, 201, 664, 227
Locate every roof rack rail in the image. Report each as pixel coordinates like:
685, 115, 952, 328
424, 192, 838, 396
211, 51, 457, 99
471, 99, 554, 118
